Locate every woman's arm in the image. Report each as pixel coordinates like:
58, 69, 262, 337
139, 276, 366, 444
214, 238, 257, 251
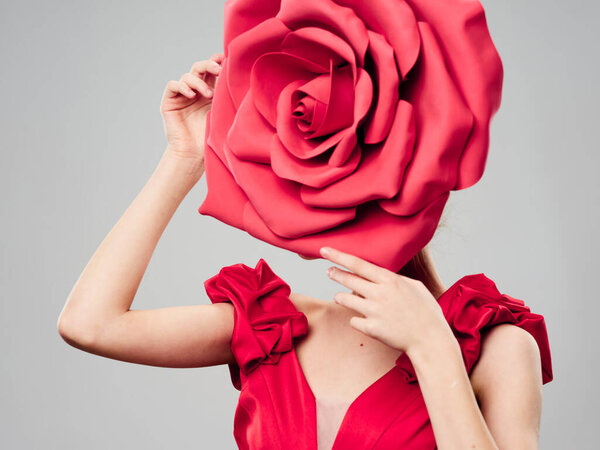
407, 322, 543, 449
320, 246, 544, 449
57, 55, 238, 368
58, 151, 234, 368
58, 151, 202, 343
468, 323, 544, 448
407, 328, 498, 449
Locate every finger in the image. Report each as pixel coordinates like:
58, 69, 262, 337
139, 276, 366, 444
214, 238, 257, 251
327, 266, 377, 298
333, 291, 372, 317
166, 80, 196, 98
190, 60, 221, 91
210, 52, 225, 63
181, 73, 213, 98
191, 59, 221, 78
320, 247, 393, 284
202, 62, 221, 90
349, 316, 373, 337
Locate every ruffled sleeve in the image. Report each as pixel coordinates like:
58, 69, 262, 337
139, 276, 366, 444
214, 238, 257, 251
395, 273, 553, 385
204, 258, 309, 390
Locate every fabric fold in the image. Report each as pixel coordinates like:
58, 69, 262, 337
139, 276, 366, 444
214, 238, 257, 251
204, 259, 309, 390
395, 273, 553, 385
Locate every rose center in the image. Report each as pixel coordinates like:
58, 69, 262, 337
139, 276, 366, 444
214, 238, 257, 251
291, 64, 355, 140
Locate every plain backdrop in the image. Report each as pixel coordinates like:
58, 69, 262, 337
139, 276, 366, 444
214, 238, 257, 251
1, 0, 598, 448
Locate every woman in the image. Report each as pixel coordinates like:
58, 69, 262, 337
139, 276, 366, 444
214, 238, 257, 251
58, 54, 552, 449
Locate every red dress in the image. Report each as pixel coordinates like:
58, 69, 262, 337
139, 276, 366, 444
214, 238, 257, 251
204, 259, 553, 449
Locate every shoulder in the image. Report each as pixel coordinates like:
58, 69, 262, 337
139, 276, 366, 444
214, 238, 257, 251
468, 325, 545, 447
290, 292, 331, 322
435, 272, 553, 385
470, 323, 543, 399
289, 291, 358, 329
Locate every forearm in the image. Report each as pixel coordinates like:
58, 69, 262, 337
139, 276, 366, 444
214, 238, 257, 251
59, 150, 203, 338
407, 329, 498, 449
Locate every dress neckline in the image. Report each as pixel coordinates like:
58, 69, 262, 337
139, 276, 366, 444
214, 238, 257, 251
285, 274, 473, 448
290, 344, 400, 449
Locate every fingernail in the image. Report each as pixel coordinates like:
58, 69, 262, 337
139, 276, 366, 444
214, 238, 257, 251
320, 247, 331, 256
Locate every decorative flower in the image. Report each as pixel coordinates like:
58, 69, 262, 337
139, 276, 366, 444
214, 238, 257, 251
204, 258, 309, 390
395, 273, 554, 384
199, 0, 504, 272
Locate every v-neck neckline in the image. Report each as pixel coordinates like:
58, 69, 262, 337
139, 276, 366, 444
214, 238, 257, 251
290, 345, 402, 449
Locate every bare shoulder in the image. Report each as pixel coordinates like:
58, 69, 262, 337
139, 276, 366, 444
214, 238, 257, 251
469, 325, 545, 447
289, 291, 355, 331
470, 323, 543, 399
289, 291, 332, 323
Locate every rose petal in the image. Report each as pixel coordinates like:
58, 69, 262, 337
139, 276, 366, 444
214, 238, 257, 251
301, 100, 415, 207
277, 80, 332, 160
280, 26, 358, 83
293, 73, 332, 135
241, 192, 450, 273
293, 93, 327, 134
273, 70, 359, 162
335, 0, 420, 79
362, 30, 400, 144
379, 21, 474, 216
406, 0, 503, 188
250, 52, 329, 128
277, 0, 369, 67
277, 96, 356, 162
271, 133, 361, 188
205, 58, 236, 162
198, 111, 249, 229
329, 67, 373, 167
222, 142, 356, 239
226, 92, 274, 164
223, 0, 282, 52
227, 17, 292, 109
300, 60, 355, 139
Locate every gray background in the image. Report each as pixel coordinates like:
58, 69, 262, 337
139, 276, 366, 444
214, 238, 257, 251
1, 0, 597, 448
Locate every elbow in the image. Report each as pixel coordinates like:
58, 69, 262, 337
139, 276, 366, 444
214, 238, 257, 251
57, 314, 76, 344
57, 314, 97, 350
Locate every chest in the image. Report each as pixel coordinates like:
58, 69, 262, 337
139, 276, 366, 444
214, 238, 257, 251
294, 306, 404, 397
292, 304, 406, 448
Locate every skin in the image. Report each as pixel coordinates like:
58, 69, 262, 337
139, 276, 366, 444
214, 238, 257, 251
57, 54, 545, 449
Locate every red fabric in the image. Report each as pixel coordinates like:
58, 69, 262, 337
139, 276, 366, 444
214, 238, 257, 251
204, 259, 554, 449
198, 0, 504, 273
395, 274, 554, 385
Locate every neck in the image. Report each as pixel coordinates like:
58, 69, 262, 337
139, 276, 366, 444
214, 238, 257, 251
398, 246, 446, 300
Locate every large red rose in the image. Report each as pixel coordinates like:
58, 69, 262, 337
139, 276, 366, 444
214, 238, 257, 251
198, 0, 503, 272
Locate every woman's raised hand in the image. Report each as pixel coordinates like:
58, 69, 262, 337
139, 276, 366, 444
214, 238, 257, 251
319, 246, 454, 356
160, 53, 224, 163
